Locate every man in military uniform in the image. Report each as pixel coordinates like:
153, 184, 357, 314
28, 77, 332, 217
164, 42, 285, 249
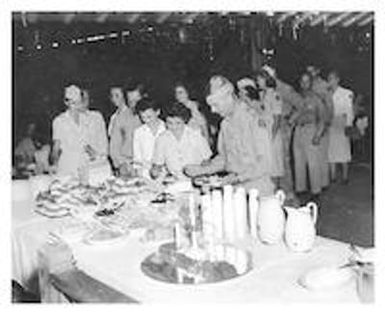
184, 76, 275, 196
307, 65, 333, 190
293, 73, 328, 201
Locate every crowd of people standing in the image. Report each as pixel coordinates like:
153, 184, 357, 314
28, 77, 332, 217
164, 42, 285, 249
14, 63, 369, 204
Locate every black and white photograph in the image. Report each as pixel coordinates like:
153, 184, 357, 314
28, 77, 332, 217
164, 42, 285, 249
4, 0, 383, 307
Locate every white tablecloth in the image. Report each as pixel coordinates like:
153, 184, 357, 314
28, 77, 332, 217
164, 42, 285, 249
71, 236, 360, 303
12, 179, 360, 303
12, 181, 73, 293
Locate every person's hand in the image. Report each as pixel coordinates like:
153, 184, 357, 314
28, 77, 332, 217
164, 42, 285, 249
183, 164, 205, 178
262, 65, 277, 79
118, 163, 134, 178
49, 164, 58, 175
312, 135, 321, 146
84, 145, 97, 161
258, 119, 267, 128
201, 159, 211, 167
221, 173, 240, 185
150, 164, 163, 180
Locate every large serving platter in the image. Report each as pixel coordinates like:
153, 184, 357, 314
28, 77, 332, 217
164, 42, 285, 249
141, 242, 253, 285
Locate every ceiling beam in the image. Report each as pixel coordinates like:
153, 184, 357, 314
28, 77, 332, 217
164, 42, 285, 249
276, 12, 297, 24
96, 13, 110, 23
357, 13, 374, 26
63, 13, 76, 24
126, 13, 141, 24
295, 12, 316, 25
156, 12, 172, 23
182, 13, 200, 24
341, 12, 368, 27
309, 12, 332, 26
326, 12, 352, 27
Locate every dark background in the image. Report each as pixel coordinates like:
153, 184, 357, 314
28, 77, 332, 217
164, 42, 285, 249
12, 15, 374, 161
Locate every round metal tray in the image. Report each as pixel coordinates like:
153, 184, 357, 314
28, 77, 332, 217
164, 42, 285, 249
141, 242, 253, 285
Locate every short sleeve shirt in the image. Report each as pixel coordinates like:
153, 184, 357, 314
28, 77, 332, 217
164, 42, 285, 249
332, 86, 354, 127
53, 110, 107, 175
217, 103, 271, 178
133, 120, 166, 166
152, 126, 212, 179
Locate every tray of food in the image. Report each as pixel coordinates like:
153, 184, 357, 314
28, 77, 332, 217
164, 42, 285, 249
193, 175, 223, 189
141, 242, 253, 285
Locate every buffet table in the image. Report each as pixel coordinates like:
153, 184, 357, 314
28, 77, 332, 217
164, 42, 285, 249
66, 235, 359, 303
12, 195, 74, 294
12, 177, 362, 303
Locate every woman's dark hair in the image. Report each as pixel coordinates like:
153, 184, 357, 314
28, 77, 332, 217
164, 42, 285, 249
174, 82, 191, 97
164, 102, 192, 124
244, 86, 261, 101
328, 69, 341, 80
255, 70, 277, 89
136, 97, 160, 114
125, 81, 148, 98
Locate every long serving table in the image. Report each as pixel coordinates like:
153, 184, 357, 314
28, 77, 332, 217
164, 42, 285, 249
66, 236, 359, 303
12, 180, 361, 303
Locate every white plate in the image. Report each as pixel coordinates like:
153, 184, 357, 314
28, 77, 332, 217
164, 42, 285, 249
35, 207, 70, 218
83, 228, 129, 246
298, 266, 355, 291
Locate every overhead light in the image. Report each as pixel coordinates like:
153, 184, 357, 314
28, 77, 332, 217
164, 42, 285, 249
86, 36, 97, 42
52, 42, 59, 48
17, 45, 24, 51
147, 26, 154, 32
71, 39, 76, 44
36, 44, 42, 50
108, 33, 118, 38
122, 30, 131, 36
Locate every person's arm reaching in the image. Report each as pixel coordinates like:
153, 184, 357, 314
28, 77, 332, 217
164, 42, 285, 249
51, 140, 61, 167
51, 118, 63, 168
150, 135, 166, 179
184, 126, 226, 177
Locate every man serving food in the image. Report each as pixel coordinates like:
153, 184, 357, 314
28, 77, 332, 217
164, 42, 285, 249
184, 76, 275, 196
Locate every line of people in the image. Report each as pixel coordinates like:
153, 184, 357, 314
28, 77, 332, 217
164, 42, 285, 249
15, 64, 359, 203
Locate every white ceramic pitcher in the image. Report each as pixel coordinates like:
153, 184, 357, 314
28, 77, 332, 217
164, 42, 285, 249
257, 190, 286, 244
284, 202, 318, 252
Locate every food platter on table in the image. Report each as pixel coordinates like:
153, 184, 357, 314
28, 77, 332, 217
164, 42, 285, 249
35, 174, 193, 247
141, 242, 254, 285
193, 175, 223, 189
33, 175, 160, 218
